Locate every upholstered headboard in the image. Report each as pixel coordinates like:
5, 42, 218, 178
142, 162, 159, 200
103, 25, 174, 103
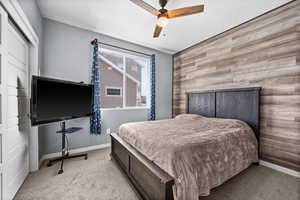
186, 87, 261, 142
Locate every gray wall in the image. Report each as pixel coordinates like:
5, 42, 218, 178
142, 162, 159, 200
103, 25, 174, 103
40, 18, 173, 154
17, 0, 45, 158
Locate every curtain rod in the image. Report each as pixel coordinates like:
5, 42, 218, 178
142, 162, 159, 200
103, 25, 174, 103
91, 39, 152, 57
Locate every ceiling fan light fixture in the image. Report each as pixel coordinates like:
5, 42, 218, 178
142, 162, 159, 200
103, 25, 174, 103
157, 16, 168, 27
129, 0, 204, 38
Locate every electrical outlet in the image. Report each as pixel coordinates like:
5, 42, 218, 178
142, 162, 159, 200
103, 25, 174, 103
106, 128, 111, 135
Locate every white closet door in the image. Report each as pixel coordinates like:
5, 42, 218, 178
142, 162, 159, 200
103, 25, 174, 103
3, 19, 30, 200
0, 5, 8, 200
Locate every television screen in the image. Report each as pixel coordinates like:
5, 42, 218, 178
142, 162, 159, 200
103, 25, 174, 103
31, 76, 93, 126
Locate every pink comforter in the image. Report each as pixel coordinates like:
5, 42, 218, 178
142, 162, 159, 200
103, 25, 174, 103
119, 114, 258, 200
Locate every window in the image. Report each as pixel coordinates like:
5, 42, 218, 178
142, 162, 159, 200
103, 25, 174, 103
99, 48, 150, 109
106, 87, 122, 97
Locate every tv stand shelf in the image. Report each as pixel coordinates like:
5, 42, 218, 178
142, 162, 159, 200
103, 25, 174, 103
57, 127, 82, 134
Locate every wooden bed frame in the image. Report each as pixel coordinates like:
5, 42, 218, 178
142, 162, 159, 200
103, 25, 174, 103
111, 87, 261, 200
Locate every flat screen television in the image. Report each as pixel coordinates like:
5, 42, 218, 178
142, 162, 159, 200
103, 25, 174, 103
30, 76, 93, 126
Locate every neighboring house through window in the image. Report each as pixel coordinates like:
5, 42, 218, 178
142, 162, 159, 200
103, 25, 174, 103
99, 48, 150, 109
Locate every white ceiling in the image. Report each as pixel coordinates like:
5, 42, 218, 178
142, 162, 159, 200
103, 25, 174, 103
37, 0, 292, 54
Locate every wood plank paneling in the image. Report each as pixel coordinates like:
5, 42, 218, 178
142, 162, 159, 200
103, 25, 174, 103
173, 0, 300, 172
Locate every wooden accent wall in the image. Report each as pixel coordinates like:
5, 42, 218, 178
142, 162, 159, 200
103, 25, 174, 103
173, 1, 300, 171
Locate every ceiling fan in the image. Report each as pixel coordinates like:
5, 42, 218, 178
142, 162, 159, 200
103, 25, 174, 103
129, 0, 204, 38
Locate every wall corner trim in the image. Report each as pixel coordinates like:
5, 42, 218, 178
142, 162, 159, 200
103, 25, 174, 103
39, 143, 111, 168
259, 160, 300, 178
1, 0, 39, 45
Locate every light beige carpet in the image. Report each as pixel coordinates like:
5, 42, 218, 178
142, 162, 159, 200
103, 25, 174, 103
15, 148, 299, 200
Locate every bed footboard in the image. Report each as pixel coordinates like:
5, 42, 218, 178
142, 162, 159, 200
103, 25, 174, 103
110, 133, 174, 200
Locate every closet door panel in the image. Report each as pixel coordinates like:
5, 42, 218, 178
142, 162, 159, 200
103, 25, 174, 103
4, 21, 30, 200
0, 5, 7, 200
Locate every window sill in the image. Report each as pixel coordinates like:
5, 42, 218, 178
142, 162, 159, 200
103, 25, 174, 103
100, 107, 150, 112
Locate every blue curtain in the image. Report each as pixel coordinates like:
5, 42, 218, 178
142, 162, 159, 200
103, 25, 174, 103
149, 54, 156, 120
90, 39, 102, 134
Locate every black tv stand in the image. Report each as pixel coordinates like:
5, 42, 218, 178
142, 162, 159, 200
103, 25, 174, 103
47, 121, 88, 174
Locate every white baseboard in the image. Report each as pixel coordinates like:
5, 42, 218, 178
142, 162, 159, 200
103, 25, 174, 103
39, 146, 299, 178
39, 143, 111, 167
259, 160, 300, 178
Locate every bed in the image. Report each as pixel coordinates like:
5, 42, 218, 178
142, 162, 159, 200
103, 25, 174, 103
110, 87, 261, 200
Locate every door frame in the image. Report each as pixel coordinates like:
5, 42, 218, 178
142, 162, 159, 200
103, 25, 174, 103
1, 0, 40, 172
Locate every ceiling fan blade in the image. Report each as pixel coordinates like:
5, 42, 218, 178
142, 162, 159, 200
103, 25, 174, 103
153, 25, 163, 38
129, 0, 160, 16
167, 5, 204, 18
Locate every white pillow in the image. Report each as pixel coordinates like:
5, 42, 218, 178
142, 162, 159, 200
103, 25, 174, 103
174, 114, 203, 120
